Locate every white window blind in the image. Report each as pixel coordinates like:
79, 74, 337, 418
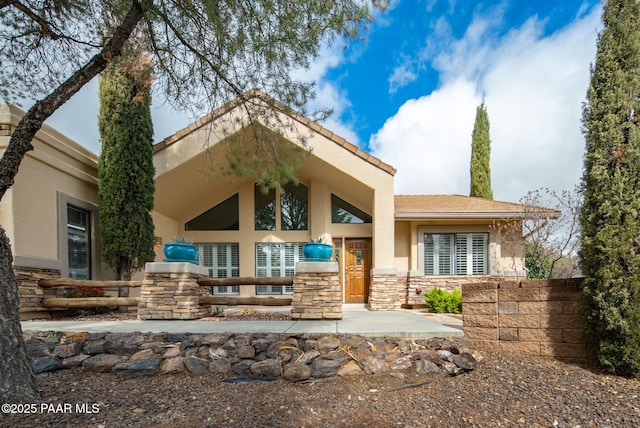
424, 233, 488, 276
198, 243, 240, 295
255, 242, 304, 294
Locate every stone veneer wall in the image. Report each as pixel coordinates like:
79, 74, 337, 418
405, 275, 499, 307
462, 279, 593, 363
368, 273, 404, 311
15, 266, 60, 318
291, 262, 341, 319
138, 262, 209, 320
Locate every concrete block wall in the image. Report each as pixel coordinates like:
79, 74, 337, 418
462, 278, 593, 363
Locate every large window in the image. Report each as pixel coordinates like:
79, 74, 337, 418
255, 183, 308, 231
331, 194, 372, 224
255, 242, 305, 294
424, 233, 488, 276
281, 183, 308, 230
186, 194, 239, 230
198, 243, 240, 295
67, 205, 91, 279
255, 185, 276, 230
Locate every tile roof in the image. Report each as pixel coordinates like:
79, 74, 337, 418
153, 91, 396, 176
394, 195, 561, 219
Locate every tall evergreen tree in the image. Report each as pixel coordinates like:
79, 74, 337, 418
98, 50, 156, 283
580, 0, 640, 376
470, 103, 493, 199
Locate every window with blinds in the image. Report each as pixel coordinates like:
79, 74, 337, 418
255, 242, 305, 294
198, 243, 240, 295
423, 233, 487, 275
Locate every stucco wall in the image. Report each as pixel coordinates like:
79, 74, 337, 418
1, 104, 103, 278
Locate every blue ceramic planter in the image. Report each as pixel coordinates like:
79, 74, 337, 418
164, 243, 199, 263
303, 243, 333, 261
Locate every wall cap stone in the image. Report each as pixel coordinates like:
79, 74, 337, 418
295, 262, 339, 273
13, 254, 63, 271
144, 262, 208, 276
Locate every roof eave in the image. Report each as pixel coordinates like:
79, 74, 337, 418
395, 211, 561, 220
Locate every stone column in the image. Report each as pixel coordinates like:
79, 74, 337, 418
291, 262, 341, 319
368, 268, 402, 311
138, 262, 209, 320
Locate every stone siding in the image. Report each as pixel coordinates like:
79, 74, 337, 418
291, 262, 341, 319
138, 263, 209, 320
368, 274, 404, 311
15, 266, 60, 318
405, 275, 499, 307
462, 279, 593, 363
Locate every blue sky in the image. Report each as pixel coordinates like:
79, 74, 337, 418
46, 0, 602, 203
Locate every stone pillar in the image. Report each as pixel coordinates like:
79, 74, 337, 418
15, 265, 61, 319
368, 268, 402, 311
291, 262, 341, 319
138, 262, 209, 320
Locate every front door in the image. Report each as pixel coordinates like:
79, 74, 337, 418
345, 239, 371, 303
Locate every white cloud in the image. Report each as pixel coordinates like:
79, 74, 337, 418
370, 5, 600, 202
370, 79, 481, 194
388, 63, 419, 94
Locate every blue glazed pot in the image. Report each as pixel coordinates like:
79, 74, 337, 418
303, 243, 333, 261
163, 243, 199, 263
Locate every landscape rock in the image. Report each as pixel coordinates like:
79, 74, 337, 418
310, 358, 341, 378
208, 358, 231, 374
82, 354, 128, 372
33, 356, 62, 374
338, 360, 363, 377
184, 356, 209, 375
250, 359, 282, 377
24, 331, 478, 381
113, 359, 161, 377
161, 357, 185, 374
282, 363, 311, 382
61, 353, 91, 368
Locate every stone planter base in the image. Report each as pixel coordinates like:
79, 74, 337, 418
138, 262, 209, 320
291, 262, 341, 319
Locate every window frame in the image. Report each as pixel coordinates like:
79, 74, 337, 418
255, 242, 305, 295
421, 231, 488, 276
197, 243, 240, 295
57, 193, 100, 280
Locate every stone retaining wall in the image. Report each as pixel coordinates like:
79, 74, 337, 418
24, 331, 478, 381
462, 279, 593, 363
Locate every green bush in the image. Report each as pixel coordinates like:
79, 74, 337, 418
423, 288, 462, 314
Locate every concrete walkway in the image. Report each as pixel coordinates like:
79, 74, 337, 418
21, 305, 463, 339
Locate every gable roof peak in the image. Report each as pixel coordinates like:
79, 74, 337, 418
153, 91, 395, 175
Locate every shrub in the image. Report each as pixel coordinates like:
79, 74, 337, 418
65, 287, 112, 316
423, 288, 462, 314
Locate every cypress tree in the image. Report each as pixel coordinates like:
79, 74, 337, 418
470, 103, 493, 199
580, 0, 640, 376
98, 51, 156, 284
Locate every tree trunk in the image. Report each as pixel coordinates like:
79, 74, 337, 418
0, 226, 39, 402
0, 2, 147, 401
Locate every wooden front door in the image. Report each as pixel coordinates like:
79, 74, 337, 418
345, 239, 371, 303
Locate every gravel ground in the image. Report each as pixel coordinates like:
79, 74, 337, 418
9, 310, 639, 427
3, 350, 639, 428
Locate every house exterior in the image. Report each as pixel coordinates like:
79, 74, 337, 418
1, 95, 557, 318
